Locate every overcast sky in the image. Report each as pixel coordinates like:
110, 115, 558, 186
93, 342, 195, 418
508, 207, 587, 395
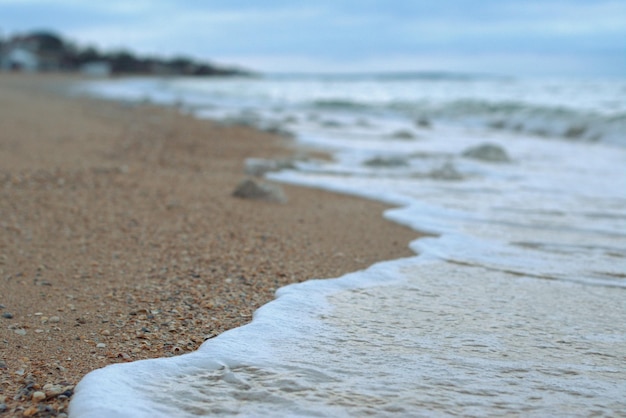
1, 0, 624, 77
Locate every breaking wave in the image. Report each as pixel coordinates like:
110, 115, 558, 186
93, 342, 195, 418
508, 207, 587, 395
310, 98, 626, 145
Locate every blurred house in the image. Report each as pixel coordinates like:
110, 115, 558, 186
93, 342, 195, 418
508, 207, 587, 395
1, 47, 38, 71
0, 32, 66, 72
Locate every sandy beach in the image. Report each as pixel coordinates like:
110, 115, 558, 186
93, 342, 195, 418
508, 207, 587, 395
0, 74, 417, 417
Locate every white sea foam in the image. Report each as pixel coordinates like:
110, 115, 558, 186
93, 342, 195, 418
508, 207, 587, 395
70, 75, 626, 417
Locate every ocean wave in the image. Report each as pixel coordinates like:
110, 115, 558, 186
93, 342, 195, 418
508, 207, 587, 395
265, 71, 498, 82
91, 76, 624, 145
309, 98, 626, 145
419, 99, 626, 145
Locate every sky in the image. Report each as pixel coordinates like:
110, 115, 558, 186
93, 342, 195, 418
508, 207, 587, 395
1, 0, 625, 77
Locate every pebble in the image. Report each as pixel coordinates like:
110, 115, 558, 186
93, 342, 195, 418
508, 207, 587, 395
96, 343, 106, 348
49, 316, 61, 323
43, 384, 62, 397
14, 328, 26, 336
32, 391, 46, 402
0, 404, 7, 413
2, 312, 13, 319
232, 179, 287, 203
23, 406, 39, 416
462, 143, 510, 162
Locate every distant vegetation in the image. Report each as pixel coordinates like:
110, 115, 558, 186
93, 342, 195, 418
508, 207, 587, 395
0, 30, 251, 76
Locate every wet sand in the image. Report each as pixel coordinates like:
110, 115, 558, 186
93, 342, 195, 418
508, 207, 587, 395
0, 74, 417, 416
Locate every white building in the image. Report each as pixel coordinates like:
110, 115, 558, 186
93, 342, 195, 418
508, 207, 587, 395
1, 46, 39, 71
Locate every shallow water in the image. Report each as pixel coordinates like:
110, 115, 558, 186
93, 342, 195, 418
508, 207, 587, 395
70, 259, 626, 417
70, 74, 626, 417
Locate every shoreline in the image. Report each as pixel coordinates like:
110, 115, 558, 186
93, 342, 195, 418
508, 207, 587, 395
0, 74, 418, 416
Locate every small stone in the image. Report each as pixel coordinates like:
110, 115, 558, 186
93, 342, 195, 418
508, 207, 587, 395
49, 316, 61, 323
232, 179, 286, 203
0, 404, 6, 413
244, 158, 296, 177
462, 143, 510, 162
43, 384, 64, 397
2, 312, 13, 319
23, 406, 39, 416
14, 328, 26, 336
32, 391, 46, 402
96, 343, 106, 348
429, 162, 464, 181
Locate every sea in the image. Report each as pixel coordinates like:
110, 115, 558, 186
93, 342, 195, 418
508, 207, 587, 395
68, 73, 626, 417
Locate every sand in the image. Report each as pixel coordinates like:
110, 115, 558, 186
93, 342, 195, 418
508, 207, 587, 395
0, 74, 417, 417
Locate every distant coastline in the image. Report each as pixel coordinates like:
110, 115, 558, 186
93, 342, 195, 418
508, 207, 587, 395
0, 30, 252, 77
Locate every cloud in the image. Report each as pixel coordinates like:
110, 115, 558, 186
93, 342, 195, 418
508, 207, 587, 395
1, 0, 624, 76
